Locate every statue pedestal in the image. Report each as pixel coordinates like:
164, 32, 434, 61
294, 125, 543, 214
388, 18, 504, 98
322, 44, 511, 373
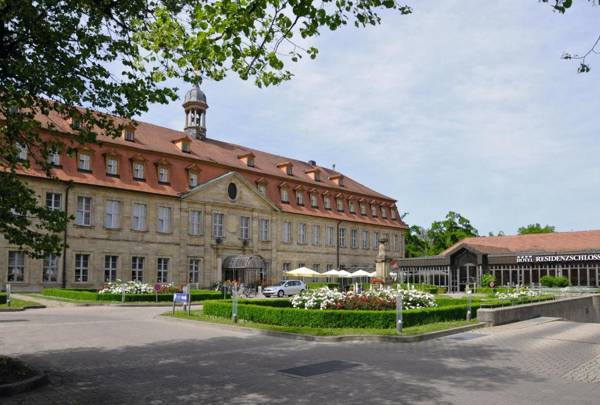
375, 237, 392, 280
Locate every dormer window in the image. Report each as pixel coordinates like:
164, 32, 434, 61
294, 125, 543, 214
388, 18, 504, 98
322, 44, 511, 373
295, 190, 304, 206
371, 204, 378, 217
277, 162, 293, 176
239, 153, 256, 167
182, 142, 191, 153
310, 193, 318, 208
381, 206, 387, 218
391, 208, 397, 219
305, 168, 321, 182
173, 137, 192, 154
349, 201, 355, 214
330, 174, 344, 187
106, 157, 119, 177
158, 166, 169, 183
78, 152, 92, 172
123, 128, 135, 142
280, 187, 289, 203
324, 196, 331, 210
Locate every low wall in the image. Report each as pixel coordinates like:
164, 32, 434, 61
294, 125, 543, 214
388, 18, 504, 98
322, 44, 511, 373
477, 295, 600, 326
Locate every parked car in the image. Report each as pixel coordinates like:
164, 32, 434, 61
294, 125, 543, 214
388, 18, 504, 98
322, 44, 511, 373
263, 280, 306, 298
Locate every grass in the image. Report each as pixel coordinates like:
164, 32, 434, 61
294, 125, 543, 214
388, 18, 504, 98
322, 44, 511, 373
24, 293, 206, 306
167, 309, 479, 336
0, 298, 44, 310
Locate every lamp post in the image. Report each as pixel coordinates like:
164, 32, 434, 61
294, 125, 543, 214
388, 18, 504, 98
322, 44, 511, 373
396, 290, 403, 334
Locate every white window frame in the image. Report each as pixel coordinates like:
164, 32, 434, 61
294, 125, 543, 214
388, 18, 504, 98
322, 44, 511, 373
132, 203, 147, 231
336, 198, 344, 212
8, 251, 25, 282
362, 231, 370, 249
280, 187, 289, 203
189, 171, 198, 188
48, 151, 61, 166
133, 162, 145, 180
257, 183, 266, 195
74, 253, 89, 282
104, 200, 120, 229
259, 218, 270, 241
373, 232, 380, 249
324, 196, 331, 210
339, 227, 346, 248
76, 196, 92, 226
240, 216, 250, 240
131, 256, 144, 281
349, 201, 355, 213
42, 253, 59, 282
282, 222, 292, 243
351, 229, 358, 249
212, 212, 224, 238
296, 191, 304, 205
326, 225, 335, 246
17, 143, 28, 161
104, 255, 118, 282
157, 206, 172, 233
298, 223, 306, 244
311, 224, 320, 246
158, 166, 169, 183
46, 192, 61, 211
188, 258, 200, 283
157, 258, 169, 282
78, 153, 91, 171
310, 193, 318, 208
106, 157, 118, 176
188, 210, 203, 235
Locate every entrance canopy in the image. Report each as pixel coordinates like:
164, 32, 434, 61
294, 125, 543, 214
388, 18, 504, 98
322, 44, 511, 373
222, 255, 265, 285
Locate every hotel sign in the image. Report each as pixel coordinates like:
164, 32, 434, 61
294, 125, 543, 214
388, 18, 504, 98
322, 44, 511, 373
516, 254, 600, 263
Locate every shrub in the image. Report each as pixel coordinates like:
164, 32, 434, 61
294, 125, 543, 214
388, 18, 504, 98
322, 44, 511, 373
203, 300, 476, 329
42, 288, 225, 302
540, 275, 570, 288
0, 293, 6, 304
306, 282, 339, 290
481, 273, 496, 288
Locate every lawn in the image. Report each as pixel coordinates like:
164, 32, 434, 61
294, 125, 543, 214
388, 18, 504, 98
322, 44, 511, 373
0, 298, 44, 310
167, 309, 479, 336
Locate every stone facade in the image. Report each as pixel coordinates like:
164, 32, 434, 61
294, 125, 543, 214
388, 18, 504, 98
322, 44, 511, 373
0, 173, 405, 291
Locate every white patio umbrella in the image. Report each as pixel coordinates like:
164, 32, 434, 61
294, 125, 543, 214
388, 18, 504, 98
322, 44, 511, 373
285, 267, 320, 277
369, 271, 377, 277
321, 269, 341, 277
351, 269, 373, 278
337, 270, 353, 278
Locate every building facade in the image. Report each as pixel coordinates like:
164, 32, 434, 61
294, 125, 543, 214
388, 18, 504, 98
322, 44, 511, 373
1, 85, 407, 290
395, 231, 600, 291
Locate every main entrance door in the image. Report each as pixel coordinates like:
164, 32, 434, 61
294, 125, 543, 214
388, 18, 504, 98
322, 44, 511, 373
221, 255, 265, 286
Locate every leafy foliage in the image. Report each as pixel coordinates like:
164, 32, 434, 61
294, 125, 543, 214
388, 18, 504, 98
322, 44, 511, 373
540, 275, 570, 288
517, 223, 555, 235
0, 0, 411, 256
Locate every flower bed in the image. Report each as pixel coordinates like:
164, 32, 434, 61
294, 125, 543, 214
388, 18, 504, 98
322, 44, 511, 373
291, 287, 436, 310
203, 299, 475, 329
98, 280, 157, 295
494, 288, 540, 301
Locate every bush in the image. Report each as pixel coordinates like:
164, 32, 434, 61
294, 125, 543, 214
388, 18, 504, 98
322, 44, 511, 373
307, 282, 339, 290
0, 293, 6, 305
42, 288, 225, 302
481, 273, 496, 288
203, 300, 476, 329
540, 275, 570, 288
399, 283, 442, 294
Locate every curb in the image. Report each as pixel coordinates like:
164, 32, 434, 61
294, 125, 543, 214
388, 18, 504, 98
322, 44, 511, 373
0, 359, 49, 397
0, 305, 46, 312
161, 315, 487, 343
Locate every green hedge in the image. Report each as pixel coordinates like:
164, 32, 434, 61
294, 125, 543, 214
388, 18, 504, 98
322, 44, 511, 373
42, 288, 226, 302
540, 275, 570, 288
307, 282, 339, 290
203, 300, 477, 329
0, 293, 6, 305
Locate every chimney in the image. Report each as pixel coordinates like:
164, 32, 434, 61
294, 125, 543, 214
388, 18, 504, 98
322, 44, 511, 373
308, 160, 316, 166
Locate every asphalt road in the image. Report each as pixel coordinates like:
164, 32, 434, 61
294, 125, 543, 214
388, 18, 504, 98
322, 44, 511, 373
1, 305, 599, 404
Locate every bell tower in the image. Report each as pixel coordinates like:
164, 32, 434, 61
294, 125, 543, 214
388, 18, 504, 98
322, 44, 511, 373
183, 81, 208, 140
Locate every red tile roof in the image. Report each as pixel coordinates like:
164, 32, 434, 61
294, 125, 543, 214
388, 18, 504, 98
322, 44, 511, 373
17, 109, 407, 230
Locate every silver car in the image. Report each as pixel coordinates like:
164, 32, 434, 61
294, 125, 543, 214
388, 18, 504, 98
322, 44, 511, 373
263, 280, 306, 298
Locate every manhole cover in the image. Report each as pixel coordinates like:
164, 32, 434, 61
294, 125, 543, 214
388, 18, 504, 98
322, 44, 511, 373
446, 332, 487, 341
279, 360, 360, 377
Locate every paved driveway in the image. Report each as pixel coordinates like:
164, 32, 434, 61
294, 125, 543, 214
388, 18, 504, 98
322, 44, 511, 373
1, 306, 599, 404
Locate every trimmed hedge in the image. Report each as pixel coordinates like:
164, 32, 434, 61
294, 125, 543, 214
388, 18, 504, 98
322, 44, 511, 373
307, 282, 339, 290
42, 288, 226, 302
203, 300, 477, 329
0, 293, 6, 305
540, 275, 570, 288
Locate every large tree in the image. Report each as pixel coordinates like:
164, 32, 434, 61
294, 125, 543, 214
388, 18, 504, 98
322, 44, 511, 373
518, 223, 555, 235
405, 211, 478, 258
0, 0, 411, 257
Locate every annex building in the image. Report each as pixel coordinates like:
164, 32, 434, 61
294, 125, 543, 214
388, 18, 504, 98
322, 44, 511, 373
395, 230, 600, 291
1, 85, 407, 290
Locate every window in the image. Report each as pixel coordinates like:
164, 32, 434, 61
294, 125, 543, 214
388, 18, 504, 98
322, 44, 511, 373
351, 229, 358, 249
133, 162, 145, 180
336, 198, 344, 212
247, 156, 255, 167
259, 219, 269, 241
48, 152, 61, 166
326, 225, 335, 246
313, 264, 320, 272
339, 227, 346, 248
188, 210, 203, 235
282, 222, 292, 243
360, 203, 367, 215
212, 213, 224, 238
189, 258, 200, 283
71, 118, 81, 130
104, 255, 118, 282
42, 254, 58, 282
373, 232, 380, 249
16, 143, 27, 160
381, 207, 387, 218
371, 205, 378, 217
46, 192, 61, 211
298, 223, 306, 244
8, 251, 25, 282
324, 196, 331, 210
257, 183, 266, 195
157, 258, 169, 282
393, 234, 400, 251
158, 166, 169, 183
314, 171, 320, 182
282, 262, 291, 272
189, 172, 198, 188
132, 256, 144, 281
157, 206, 172, 233
326, 264, 334, 272
391, 208, 397, 220
181, 142, 191, 153
132, 203, 147, 231
78, 153, 91, 171
76, 196, 92, 226
240, 216, 250, 240
228, 183, 238, 200
286, 166, 293, 176
349, 201, 355, 213
295, 191, 304, 206
310, 193, 318, 208
124, 129, 135, 142
362, 231, 370, 249
104, 200, 120, 229
74, 253, 89, 282
311, 224, 320, 245
280, 187, 289, 203
106, 157, 118, 176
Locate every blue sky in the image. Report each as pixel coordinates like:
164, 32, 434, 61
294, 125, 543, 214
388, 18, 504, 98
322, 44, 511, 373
139, 1, 600, 235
